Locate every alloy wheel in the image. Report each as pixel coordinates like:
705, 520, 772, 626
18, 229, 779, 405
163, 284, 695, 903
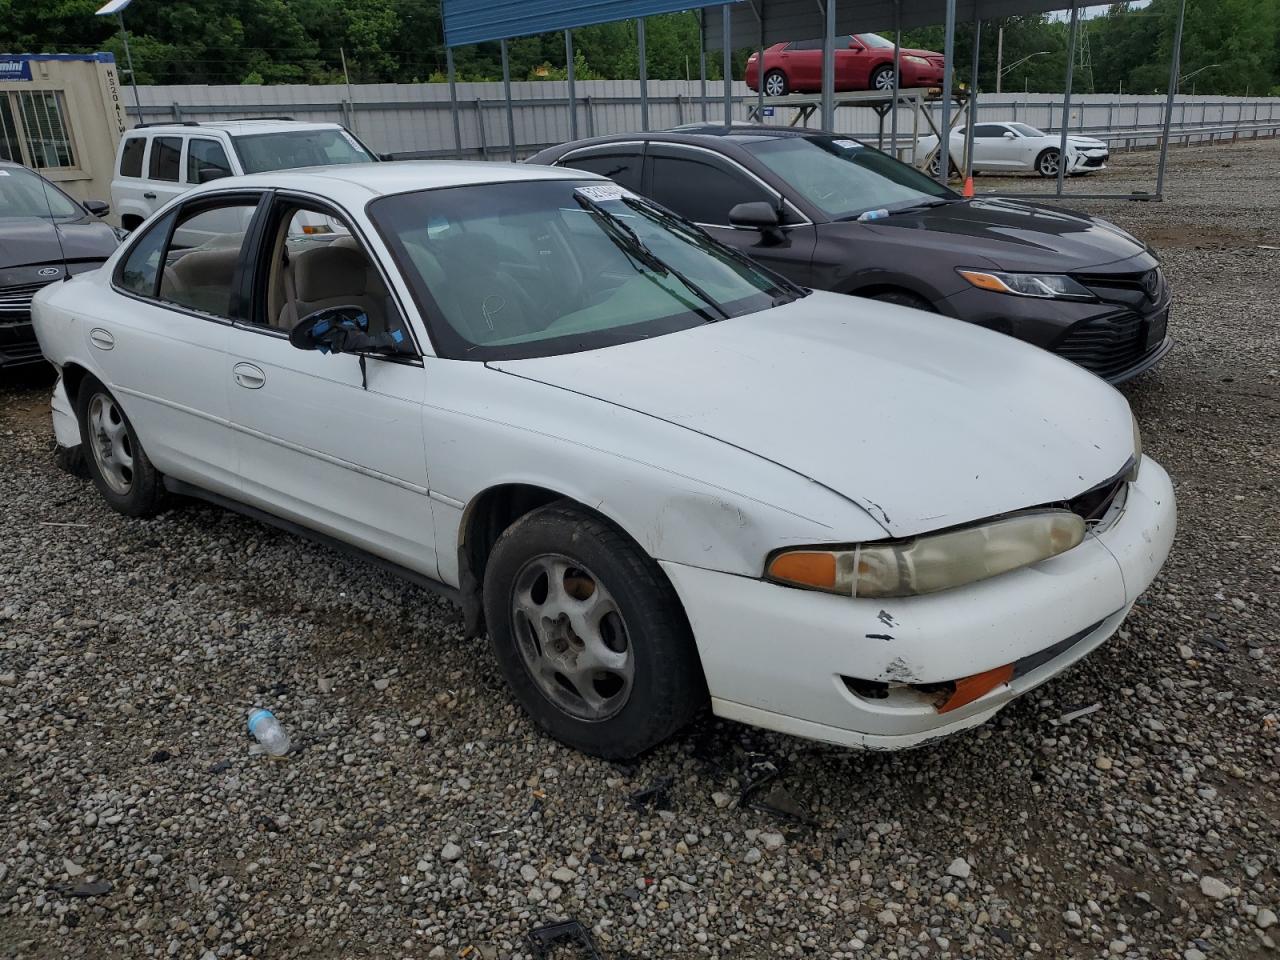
765, 73, 786, 97
1039, 151, 1060, 176
874, 68, 896, 91
87, 393, 134, 495
510, 553, 634, 721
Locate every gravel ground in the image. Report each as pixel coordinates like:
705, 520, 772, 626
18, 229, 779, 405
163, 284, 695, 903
2, 138, 1278, 960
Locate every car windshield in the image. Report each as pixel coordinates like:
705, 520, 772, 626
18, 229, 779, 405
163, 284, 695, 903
0, 166, 82, 220
369, 179, 798, 361
232, 128, 375, 174
741, 135, 954, 220
1009, 123, 1047, 137
858, 33, 896, 48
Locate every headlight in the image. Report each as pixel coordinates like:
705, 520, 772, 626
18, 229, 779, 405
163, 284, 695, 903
766, 510, 1086, 598
957, 268, 1093, 300
905, 55, 929, 65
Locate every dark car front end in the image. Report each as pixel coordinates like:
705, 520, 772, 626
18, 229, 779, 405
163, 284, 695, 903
0, 163, 120, 368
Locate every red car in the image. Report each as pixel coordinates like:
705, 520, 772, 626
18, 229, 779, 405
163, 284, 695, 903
745, 33, 946, 96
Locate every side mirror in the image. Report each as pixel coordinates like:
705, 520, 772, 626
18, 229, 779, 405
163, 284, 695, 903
1002, 131, 1016, 139
289, 305, 406, 356
83, 199, 110, 217
378, 152, 394, 162
729, 201, 786, 244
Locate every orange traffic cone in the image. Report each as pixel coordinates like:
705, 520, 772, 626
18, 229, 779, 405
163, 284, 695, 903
962, 175, 975, 198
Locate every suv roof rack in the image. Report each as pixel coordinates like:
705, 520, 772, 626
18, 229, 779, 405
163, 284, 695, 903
220, 116, 296, 122
133, 120, 200, 128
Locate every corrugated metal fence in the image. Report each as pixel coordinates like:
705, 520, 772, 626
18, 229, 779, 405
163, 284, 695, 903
128, 81, 1280, 162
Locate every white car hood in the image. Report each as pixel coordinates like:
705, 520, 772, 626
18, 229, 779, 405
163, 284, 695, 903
490, 292, 1134, 538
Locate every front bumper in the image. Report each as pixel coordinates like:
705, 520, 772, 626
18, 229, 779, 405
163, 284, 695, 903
663, 456, 1175, 750
0, 320, 44, 367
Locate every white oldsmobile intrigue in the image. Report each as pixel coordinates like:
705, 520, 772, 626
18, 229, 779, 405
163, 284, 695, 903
32, 162, 1175, 759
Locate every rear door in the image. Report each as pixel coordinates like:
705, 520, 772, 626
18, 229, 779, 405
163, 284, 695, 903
643, 144, 818, 286
790, 40, 823, 91
111, 133, 152, 228
972, 124, 1019, 169
554, 143, 645, 193
839, 36, 870, 89
144, 136, 188, 214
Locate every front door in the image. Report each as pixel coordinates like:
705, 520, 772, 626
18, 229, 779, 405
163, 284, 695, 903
225, 194, 438, 577
644, 145, 818, 287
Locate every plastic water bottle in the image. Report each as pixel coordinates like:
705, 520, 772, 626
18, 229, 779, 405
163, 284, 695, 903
247, 709, 290, 756
857, 208, 890, 222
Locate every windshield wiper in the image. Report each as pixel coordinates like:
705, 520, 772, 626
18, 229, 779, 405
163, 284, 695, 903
838, 197, 961, 221
620, 195, 809, 303
574, 192, 729, 321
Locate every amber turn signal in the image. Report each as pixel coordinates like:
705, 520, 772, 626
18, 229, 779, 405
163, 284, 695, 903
767, 551, 837, 591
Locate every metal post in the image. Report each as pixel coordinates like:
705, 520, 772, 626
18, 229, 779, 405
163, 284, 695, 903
722, 3, 733, 126
939, 0, 957, 183
995, 23, 1004, 94
890, 0, 901, 155
117, 12, 142, 114
1055, 2, 1079, 197
446, 47, 462, 158
638, 18, 649, 131
1155, 0, 1186, 199
699, 17, 708, 121
821, 0, 836, 130
565, 31, 578, 141
964, 18, 981, 184
339, 47, 358, 135
501, 39, 516, 161
757, 14, 765, 123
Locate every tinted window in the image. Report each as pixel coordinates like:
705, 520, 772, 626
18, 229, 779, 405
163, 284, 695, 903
647, 153, 773, 225
0, 165, 82, 219
1009, 123, 1047, 137
148, 136, 181, 181
117, 209, 176, 298
558, 151, 643, 192
973, 124, 1010, 138
119, 136, 145, 177
186, 139, 232, 184
370, 179, 794, 361
743, 134, 952, 219
158, 200, 260, 318
858, 33, 895, 49
232, 128, 374, 174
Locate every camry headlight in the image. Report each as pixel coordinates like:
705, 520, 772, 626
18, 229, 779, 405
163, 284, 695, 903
957, 268, 1093, 300
766, 510, 1086, 598
905, 55, 929, 65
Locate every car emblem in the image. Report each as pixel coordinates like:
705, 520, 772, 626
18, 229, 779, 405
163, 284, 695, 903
38, 267, 61, 277
1142, 270, 1159, 301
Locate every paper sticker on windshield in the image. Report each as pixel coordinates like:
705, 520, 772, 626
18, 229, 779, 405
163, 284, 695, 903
575, 183, 635, 202
833, 139, 861, 150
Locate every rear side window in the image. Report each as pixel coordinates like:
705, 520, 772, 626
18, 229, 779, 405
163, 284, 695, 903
117, 209, 177, 298
186, 138, 232, 184
647, 154, 773, 226
119, 137, 145, 178
558, 151, 643, 192
159, 199, 261, 318
149, 137, 181, 181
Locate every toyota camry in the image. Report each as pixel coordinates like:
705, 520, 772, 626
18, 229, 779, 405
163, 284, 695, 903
31, 162, 1175, 758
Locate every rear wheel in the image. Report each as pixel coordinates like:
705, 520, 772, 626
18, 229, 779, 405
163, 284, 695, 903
927, 151, 956, 179
763, 69, 789, 97
1036, 148, 1061, 178
76, 375, 164, 517
870, 64, 896, 92
483, 502, 706, 759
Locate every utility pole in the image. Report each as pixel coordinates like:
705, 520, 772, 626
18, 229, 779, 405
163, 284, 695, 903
995, 24, 1004, 94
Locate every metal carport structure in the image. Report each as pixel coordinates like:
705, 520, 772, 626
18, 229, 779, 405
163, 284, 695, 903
441, 0, 1188, 200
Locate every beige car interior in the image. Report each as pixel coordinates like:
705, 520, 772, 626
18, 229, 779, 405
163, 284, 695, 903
159, 245, 241, 317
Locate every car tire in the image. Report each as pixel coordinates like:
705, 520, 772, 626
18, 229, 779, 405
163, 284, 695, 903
927, 151, 956, 179
483, 501, 706, 759
871, 290, 935, 312
1036, 148, 1060, 178
75, 374, 164, 517
870, 65, 896, 92
763, 69, 789, 97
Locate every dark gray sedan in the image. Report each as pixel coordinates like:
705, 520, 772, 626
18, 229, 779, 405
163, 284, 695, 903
528, 126, 1171, 384
1, 161, 119, 368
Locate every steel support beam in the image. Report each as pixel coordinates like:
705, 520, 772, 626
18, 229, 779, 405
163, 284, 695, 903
964, 17, 981, 183
1155, 0, 1188, 199
821, 0, 836, 130
890, 0, 902, 154
723, 3, 733, 126
501, 39, 516, 161
446, 47, 462, 157
1056, 2, 1079, 196
566, 31, 578, 141
638, 19, 649, 131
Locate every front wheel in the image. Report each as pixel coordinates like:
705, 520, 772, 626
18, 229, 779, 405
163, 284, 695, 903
870, 64, 896, 92
483, 503, 706, 759
1036, 148, 1061, 178
927, 150, 956, 179
763, 69, 789, 97
76, 375, 164, 517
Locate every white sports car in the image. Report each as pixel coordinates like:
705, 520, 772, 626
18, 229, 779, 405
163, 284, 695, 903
919, 121, 1110, 178
32, 161, 1173, 758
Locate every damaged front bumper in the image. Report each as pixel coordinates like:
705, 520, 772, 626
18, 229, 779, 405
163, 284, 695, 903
662, 456, 1176, 751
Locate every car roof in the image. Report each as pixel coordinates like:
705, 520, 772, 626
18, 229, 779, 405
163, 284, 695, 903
548, 125, 846, 154
127, 120, 347, 135
205, 160, 601, 198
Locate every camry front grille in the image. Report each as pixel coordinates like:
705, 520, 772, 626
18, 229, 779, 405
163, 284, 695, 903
0, 280, 54, 325
1052, 312, 1149, 380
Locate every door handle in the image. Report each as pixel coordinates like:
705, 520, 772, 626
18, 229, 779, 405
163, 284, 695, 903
232, 362, 266, 389
143, 192, 157, 200
88, 327, 115, 351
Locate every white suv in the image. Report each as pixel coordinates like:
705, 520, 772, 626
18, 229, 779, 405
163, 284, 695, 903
111, 119, 380, 232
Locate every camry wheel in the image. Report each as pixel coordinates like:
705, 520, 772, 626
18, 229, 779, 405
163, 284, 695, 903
764, 70, 788, 97
76, 375, 164, 517
1036, 148, 1060, 178
870, 65, 896, 92
483, 502, 706, 758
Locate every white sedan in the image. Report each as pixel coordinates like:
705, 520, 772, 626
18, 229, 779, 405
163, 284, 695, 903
919, 121, 1110, 177
32, 162, 1174, 758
